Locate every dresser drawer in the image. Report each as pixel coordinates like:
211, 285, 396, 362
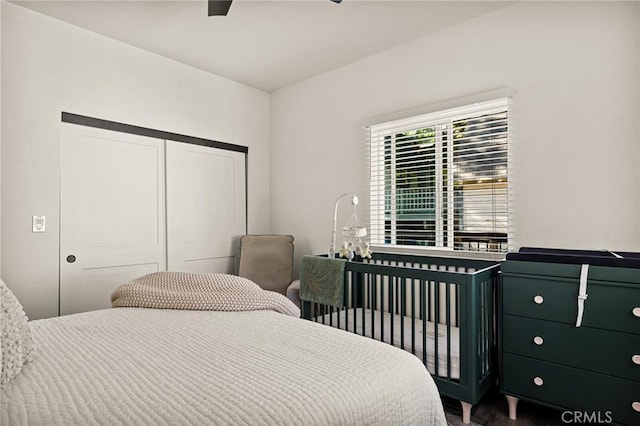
502, 274, 640, 334
502, 274, 576, 323
502, 353, 640, 426
503, 315, 640, 381
583, 283, 640, 335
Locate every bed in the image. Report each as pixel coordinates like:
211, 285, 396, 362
1, 273, 447, 425
298, 252, 501, 425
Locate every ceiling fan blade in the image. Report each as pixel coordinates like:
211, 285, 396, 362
208, 0, 233, 16
208, 0, 339, 17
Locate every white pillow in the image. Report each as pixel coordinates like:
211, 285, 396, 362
1, 279, 35, 386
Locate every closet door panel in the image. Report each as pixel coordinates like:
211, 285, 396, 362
60, 123, 166, 315
166, 141, 246, 273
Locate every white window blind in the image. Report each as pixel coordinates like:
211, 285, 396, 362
367, 98, 510, 253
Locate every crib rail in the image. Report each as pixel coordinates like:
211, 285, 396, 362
301, 251, 500, 406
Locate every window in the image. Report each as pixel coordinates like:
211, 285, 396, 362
368, 98, 510, 253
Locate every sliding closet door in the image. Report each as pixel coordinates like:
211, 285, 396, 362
166, 141, 246, 273
60, 123, 166, 315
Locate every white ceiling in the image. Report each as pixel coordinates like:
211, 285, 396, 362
12, 0, 511, 92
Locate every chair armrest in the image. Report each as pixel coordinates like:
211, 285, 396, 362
286, 280, 300, 309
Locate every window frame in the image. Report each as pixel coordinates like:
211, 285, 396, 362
366, 95, 512, 258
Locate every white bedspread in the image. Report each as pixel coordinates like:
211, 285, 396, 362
2, 308, 446, 425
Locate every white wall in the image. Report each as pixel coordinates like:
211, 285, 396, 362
0, 1, 3, 279
1, 2, 270, 319
271, 1, 640, 272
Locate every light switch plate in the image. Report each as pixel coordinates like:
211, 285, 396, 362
32, 216, 46, 233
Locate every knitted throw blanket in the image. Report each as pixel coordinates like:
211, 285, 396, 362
111, 272, 300, 317
299, 255, 346, 308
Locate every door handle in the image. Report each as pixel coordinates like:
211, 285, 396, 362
66, 255, 76, 263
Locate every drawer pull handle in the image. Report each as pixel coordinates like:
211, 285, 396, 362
533, 377, 544, 386
633, 355, 640, 365
633, 402, 640, 413
533, 295, 544, 305
533, 336, 544, 346
633, 307, 640, 318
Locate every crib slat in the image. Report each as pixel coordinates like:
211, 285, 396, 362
486, 279, 491, 374
379, 274, 385, 343
411, 279, 416, 355
421, 279, 427, 367
395, 277, 400, 316
434, 282, 439, 376
370, 273, 376, 341
419, 280, 424, 320
389, 276, 395, 346
400, 276, 406, 350
344, 284, 349, 332
446, 282, 452, 380
350, 271, 356, 333
361, 275, 366, 337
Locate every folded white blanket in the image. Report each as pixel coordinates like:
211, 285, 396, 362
111, 272, 300, 317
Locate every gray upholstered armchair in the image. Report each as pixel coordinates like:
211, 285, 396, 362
238, 235, 300, 308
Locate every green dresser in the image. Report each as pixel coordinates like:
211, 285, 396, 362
500, 255, 640, 426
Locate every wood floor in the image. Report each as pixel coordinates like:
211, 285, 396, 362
442, 389, 566, 426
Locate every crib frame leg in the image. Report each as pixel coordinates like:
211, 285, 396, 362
505, 395, 519, 420
460, 401, 472, 425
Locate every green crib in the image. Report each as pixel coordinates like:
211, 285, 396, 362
300, 252, 501, 424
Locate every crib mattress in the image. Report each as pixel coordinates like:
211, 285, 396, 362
318, 308, 460, 380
